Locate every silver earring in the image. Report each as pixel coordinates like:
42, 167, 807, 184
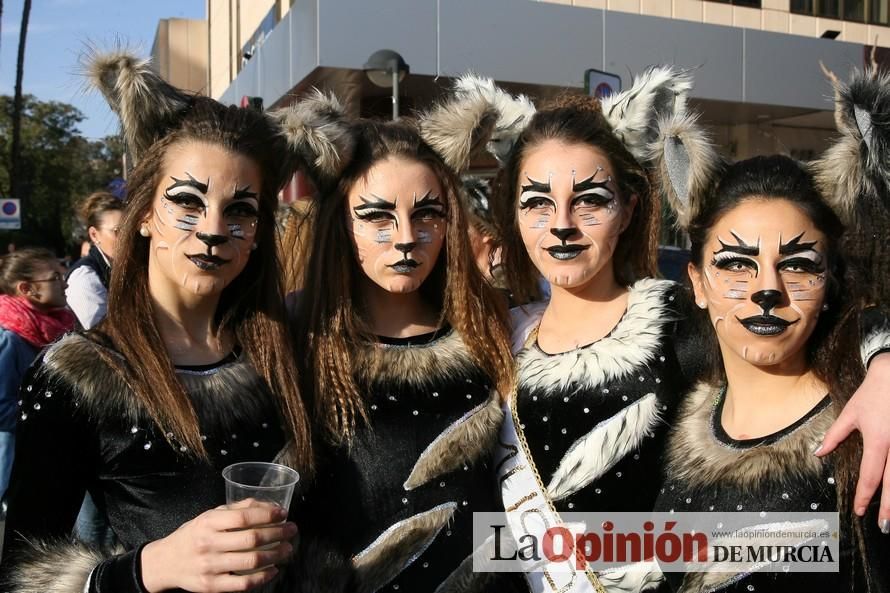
822, 303, 829, 311
139, 226, 150, 237
251, 243, 258, 251
698, 301, 707, 309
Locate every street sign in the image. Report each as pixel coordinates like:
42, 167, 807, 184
0, 199, 21, 230
585, 69, 622, 99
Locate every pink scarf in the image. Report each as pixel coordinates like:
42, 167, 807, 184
0, 294, 76, 348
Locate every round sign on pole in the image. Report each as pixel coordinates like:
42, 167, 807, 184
2, 200, 18, 216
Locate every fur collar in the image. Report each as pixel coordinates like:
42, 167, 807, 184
0, 539, 120, 593
516, 278, 678, 393
39, 333, 277, 436
666, 382, 834, 488
353, 329, 480, 390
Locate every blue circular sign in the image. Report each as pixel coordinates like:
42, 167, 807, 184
1, 201, 17, 215
594, 82, 614, 99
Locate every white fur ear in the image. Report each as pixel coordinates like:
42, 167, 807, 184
82, 46, 193, 161
271, 89, 355, 187
600, 66, 693, 163
647, 111, 723, 228
812, 67, 890, 223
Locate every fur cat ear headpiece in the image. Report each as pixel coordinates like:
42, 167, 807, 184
602, 66, 722, 228
270, 89, 355, 190
812, 65, 890, 224
420, 73, 536, 171
83, 48, 193, 162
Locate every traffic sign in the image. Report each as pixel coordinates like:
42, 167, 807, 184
0, 199, 21, 230
585, 69, 622, 99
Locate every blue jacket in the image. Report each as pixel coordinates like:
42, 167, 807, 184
0, 328, 39, 431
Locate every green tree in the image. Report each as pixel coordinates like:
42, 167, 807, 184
10, 0, 32, 204
0, 95, 124, 255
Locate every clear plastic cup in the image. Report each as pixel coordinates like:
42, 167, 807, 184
222, 461, 300, 573
222, 461, 300, 509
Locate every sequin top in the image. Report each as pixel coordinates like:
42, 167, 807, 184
0, 333, 288, 593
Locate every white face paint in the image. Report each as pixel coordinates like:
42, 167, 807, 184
517, 141, 632, 289
346, 156, 447, 294
145, 141, 262, 298
690, 199, 829, 367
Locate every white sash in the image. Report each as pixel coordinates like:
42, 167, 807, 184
496, 401, 605, 593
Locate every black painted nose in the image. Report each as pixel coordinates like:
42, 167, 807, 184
196, 232, 228, 247
751, 289, 783, 314
394, 242, 417, 255
550, 227, 577, 242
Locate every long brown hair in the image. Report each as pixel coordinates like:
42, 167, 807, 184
0, 248, 58, 294
687, 156, 874, 590
100, 98, 313, 471
78, 191, 123, 229
294, 119, 513, 442
493, 95, 659, 304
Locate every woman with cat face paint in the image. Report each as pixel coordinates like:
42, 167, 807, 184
0, 52, 313, 593
655, 155, 890, 592
421, 71, 890, 592
276, 96, 517, 591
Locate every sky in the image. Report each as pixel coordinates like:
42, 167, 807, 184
0, 0, 205, 140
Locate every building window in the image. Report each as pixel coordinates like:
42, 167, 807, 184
792, 0, 888, 23
873, 0, 890, 24
707, 0, 763, 6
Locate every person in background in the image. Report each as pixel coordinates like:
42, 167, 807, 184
0, 248, 74, 509
66, 191, 124, 329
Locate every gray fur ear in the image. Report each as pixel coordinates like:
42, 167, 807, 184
601, 66, 693, 163
813, 67, 890, 223
271, 89, 355, 187
647, 111, 723, 229
437, 74, 536, 167
83, 48, 193, 161
420, 74, 499, 172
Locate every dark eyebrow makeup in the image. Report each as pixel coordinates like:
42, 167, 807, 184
521, 176, 552, 193
232, 185, 258, 200
778, 232, 818, 256
353, 194, 397, 212
572, 173, 612, 193
714, 232, 759, 256
167, 172, 209, 194
412, 190, 443, 209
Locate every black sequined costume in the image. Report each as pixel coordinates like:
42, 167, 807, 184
655, 383, 890, 592
297, 327, 524, 593
0, 333, 295, 593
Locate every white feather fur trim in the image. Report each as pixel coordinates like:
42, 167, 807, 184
861, 317, 890, 367
516, 278, 677, 393
546, 392, 662, 500
598, 560, 664, 592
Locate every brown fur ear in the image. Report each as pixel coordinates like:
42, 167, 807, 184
81, 47, 193, 161
271, 89, 355, 189
420, 74, 499, 172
